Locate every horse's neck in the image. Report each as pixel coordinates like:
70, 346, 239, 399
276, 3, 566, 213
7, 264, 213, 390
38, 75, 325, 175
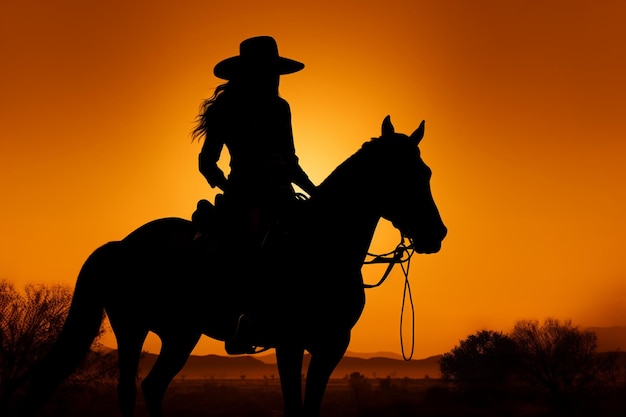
304, 186, 380, 269
299, 142, 386, 268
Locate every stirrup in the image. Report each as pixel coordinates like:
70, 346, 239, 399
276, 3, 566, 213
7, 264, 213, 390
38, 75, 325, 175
225, 342, 269, 355
225, 314, 270, 355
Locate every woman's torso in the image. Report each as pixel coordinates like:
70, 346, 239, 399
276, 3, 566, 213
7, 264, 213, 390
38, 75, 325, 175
209, 95, 297, 202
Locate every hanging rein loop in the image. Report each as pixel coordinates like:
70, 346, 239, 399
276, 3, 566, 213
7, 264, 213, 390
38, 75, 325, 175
363, 234, 416, 361
363, 235, 413, 288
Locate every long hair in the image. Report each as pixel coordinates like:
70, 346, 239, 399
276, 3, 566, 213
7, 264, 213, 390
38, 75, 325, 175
191, 82, 230, 142
191, 75, 281, 142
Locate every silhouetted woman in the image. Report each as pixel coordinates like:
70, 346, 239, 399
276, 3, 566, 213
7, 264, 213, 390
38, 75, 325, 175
192, 36, 316, 247
192, 36, 316, 354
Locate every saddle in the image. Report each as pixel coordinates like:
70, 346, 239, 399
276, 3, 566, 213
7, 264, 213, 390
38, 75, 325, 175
190, 196, 301, 354
191, 194, 304, 251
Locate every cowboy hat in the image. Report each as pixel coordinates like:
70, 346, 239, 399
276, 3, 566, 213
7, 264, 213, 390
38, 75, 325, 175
213, 36, 305, 80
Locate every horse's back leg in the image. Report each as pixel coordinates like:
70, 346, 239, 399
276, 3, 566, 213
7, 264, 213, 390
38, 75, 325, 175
303, 333, 350, 417
116, 328, 149, 417
141, 331, 201, 417
275, 344, 304, 417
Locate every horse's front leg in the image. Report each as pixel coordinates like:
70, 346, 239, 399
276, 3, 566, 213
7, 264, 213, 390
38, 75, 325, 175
141, 330, 201, 417
303, 332, 350, 417
275, 344, 304, 417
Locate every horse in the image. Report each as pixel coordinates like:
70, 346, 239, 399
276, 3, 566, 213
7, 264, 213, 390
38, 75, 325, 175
19, 116, 447, 417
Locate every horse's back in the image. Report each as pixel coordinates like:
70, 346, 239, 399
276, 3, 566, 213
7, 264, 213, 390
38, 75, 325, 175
122, 217, 195, 247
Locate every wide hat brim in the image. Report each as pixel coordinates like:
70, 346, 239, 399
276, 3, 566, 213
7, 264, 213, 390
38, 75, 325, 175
213, 36, 305, 80
214, 56, 305, 80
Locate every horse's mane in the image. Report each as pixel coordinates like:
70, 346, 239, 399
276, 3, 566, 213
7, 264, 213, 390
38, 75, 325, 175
318, 134, 419, 194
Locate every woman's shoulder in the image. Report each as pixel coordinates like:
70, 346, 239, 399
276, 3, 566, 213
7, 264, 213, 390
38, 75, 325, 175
275, 96, 289, 106
274, 96, 291, 113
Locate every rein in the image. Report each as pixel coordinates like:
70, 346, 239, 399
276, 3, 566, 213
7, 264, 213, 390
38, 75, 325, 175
363, 234, 416, 361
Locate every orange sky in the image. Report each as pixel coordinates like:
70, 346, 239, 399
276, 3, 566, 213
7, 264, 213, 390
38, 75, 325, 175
1, 1, 625, 359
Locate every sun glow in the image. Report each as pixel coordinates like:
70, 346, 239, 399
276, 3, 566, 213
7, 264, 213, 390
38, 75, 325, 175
2, 1, 625, 357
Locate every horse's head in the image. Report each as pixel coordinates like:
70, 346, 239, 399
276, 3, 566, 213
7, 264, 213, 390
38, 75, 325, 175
371, 116, 447, 253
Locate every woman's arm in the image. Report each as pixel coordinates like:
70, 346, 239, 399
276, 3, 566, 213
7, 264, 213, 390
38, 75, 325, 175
199, 131, 229, 191
282, 100, 316, 196
292, 163, 317, 196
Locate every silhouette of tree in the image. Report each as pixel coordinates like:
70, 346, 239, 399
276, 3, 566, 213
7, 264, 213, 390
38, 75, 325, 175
511, 318, 618, 407
0, 280, 116, 414
0, 280, 72, 407
439, 330, 518, 392
347, 371, 371, 413
378, 375, 393, 391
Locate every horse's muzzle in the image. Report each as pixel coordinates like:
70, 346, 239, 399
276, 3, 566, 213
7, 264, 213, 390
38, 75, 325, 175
408, 223, 447, 254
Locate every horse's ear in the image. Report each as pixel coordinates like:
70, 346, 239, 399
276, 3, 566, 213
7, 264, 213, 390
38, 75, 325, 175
382, 115, 394, 137
410, 120, 426, 145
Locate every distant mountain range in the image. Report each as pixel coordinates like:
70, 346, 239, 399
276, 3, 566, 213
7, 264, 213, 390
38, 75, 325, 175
138, 352, 442, 380
131, 326, 626, 380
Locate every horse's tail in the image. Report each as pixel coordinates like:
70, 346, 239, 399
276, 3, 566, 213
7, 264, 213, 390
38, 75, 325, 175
18, 242, 119, 417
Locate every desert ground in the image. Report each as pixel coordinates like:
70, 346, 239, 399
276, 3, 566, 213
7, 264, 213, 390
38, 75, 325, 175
35, 376, 626, 417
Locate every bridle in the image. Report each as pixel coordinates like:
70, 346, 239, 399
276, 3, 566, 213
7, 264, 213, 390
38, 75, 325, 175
363, 234, 414, 288
363, 233, 417, 361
